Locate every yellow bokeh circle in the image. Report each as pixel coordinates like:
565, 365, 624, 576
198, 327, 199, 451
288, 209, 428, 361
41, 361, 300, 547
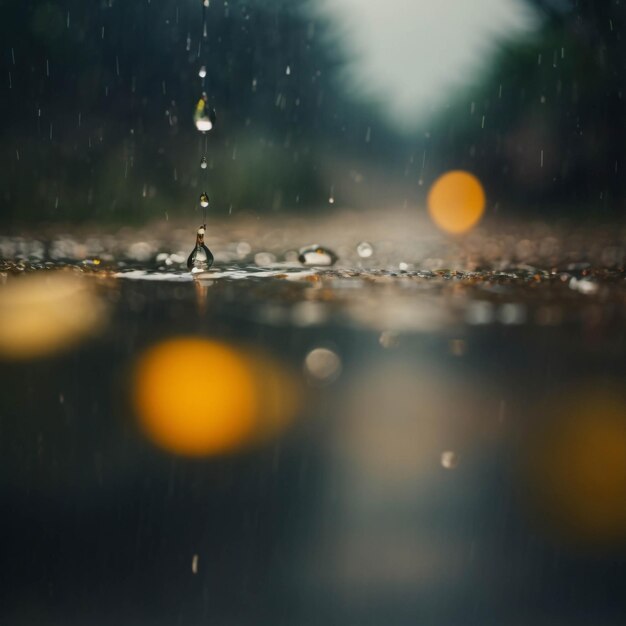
133, 337, 299, 456
134, 338, 258, 456
427, 170, 486, 234
526, 388, 626, 542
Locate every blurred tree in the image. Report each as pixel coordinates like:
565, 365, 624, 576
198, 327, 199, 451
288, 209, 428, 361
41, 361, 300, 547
428, 0, 626, 214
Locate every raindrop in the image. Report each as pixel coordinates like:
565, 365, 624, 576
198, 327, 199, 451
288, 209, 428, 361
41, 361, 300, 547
199, 66, 207, 78
194, 93, 214, 132
195, 118, 213, 132
199, 193, 209, 208
285, 65, 291, 75
441, 451, 459, 469
203, 0, 209, 7
200, 156, 207, 169
298, 245, 337, 267
356, 241, 373, 258
187, 225, 214, 271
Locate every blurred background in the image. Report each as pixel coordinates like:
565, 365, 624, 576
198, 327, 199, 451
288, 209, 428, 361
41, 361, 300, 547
2, 0, 626, 224
2, 1, 626, 625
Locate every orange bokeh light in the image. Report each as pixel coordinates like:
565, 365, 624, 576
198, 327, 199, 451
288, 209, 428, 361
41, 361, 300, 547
134, 338, 257, 456
133, 337, 298, 456
427, 170, 486, 234
526, 388, 626, 542
0, 272, 106, 359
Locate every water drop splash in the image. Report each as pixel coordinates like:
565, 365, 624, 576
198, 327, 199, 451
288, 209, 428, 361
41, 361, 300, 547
187, 225, 214, 271
298, 245, 338, 267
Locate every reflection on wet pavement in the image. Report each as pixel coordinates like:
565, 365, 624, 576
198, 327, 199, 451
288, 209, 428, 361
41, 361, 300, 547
1, 211, 626, 625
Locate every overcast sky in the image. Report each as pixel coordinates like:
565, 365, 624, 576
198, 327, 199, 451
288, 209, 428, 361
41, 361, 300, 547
315, 0, 539, 128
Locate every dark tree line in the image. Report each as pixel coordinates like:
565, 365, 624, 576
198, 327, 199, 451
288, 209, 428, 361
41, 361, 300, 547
1, 0, 625, 225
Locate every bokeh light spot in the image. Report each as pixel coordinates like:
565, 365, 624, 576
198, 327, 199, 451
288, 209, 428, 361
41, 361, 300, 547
526, 388, 626, 543
134, 338, 258, 456
133, 338, 298, 456
0, 272, 106, 359
427, 170, 486, 234
304, 347, 342, 384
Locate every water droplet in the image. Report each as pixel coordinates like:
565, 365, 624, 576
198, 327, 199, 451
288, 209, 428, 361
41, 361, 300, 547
200, 156, 208, 169
304, 347, 341, 383
285, 65, 291, 75
200, 193, 209, 208
198, 66, 207, 78
195, 118, 212, 132
441, 451, 458, 469
194, 94, 214, 132
357, 241, 373, 258
192, 554, 199, 574
569, 277, 598, 295
298, 245, 337, 267
187, 226, 214, 271
203, 0, 209, 6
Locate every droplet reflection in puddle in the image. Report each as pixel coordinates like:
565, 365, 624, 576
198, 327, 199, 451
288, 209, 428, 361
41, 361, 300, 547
0, 272, 106, 359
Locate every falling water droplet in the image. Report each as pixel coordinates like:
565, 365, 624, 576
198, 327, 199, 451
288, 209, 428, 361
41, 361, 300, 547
195, 118, 213, 132
199, 66, 207, 78
203, 0, 209, 7
194, 93, 213, 132
200, 156, 207, 169
441, 451, 459, 470
200, 193, 209, 208
285, 65, 291, 75
298, 245, 337, 267
357, 241, 374, 258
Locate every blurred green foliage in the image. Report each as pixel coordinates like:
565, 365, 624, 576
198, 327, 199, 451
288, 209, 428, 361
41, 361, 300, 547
1, 0, 625, 225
